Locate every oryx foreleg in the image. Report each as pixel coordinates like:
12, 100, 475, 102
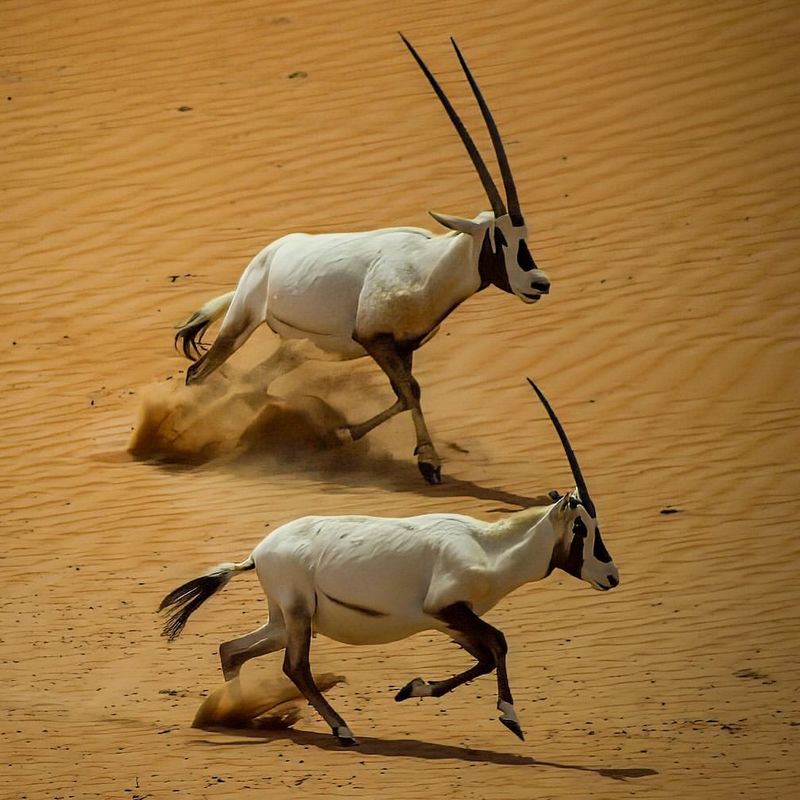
349, 335, 442, 484
395, 602, 523, 740
282, 606, 357, 746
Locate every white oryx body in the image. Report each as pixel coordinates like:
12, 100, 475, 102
252, 505, 564, 647
175, 37, 552, 483
207, 222, 495, 362
159, 381, 619, 746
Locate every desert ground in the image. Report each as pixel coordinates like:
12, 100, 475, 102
2, 1, 799, 798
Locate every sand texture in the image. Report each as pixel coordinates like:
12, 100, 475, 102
2, 1, 799, 797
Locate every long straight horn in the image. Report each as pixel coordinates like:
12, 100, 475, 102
527, 378, 596, 517
451, 38, 522, 224
399, 33, 507, 218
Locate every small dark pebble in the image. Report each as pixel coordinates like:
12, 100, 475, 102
177, 106, 192, 112
660, 507, 683, 515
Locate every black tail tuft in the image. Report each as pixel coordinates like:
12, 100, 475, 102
174, 314, 211, 361
158, 572, 230, 641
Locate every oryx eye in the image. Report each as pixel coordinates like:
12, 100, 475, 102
494, 228, 508, 250
517, 239, 536, 272
572, 517, 587, 538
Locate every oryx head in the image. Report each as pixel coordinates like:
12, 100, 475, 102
528, 378, 619, 592
401, 35, 551, 304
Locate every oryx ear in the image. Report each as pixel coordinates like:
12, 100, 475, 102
429, 210, 482, 234
548, 489, 562, 502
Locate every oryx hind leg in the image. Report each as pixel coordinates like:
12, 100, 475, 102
395, 602, 523, 740
219, 611, 287, 682
185, 333, 239, 386
351, 334, 442, 484
282, 604, 357, 746
229, 340, 307, 409
185, 301, 263, 387
346, 398, 405, 441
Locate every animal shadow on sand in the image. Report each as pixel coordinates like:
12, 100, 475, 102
128, 376, 542, 509
194, 725, 656, 781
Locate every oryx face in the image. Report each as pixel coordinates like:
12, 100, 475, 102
555, 493, 618, 591
401, 36, 551, 303
492, 216, 551, 304
530, 379, 620, 593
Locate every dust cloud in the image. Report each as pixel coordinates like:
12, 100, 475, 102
127, 349, 405, 479
192, 668, 346, 730
128, 377, 348, 464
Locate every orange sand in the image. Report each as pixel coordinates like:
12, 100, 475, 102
2, 1, 799, 798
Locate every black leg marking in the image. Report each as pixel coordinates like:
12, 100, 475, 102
395, 602, 524, 740
351, 335, 442, 483
282, 608, 358, 746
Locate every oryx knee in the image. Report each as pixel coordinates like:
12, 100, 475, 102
490, 629, 508, 658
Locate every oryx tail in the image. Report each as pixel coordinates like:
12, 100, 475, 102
158, 556, 254, 640
174, 290, 235, 360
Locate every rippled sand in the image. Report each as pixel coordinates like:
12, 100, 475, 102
2, 1, 799, 797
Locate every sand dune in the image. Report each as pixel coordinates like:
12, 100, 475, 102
2, 0, 799, 797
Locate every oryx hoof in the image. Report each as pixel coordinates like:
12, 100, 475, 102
418, 461, 442, 484
185, 362, 201, 386
414, 443, 442, 484
395, 677, 433, 702
498, 700, 525, 741
499, 716, 525, 741
343, 423, 367, 442
335, 426, 356, 446
334, 726, 359, 747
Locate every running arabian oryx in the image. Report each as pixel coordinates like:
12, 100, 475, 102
158, 380, 619, 746
174, 35, 551, 483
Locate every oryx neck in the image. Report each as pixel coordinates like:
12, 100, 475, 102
479, 505, 557, 591
421, 231, 484, 304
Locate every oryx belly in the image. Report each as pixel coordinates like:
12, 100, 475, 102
312, 593, 435, 645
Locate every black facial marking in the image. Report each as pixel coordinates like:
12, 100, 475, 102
478, 228, 512, 293
516, 239, 536, 272
321, 591, 388, 618
493, 227, 508, 252
593, 526, 613, 564
563, 527, 584, 579
548, 517, 585, 580
572, 517, 588, 538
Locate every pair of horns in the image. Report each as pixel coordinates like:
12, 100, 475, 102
400, 34, 523, 225
527, 379, 596, 518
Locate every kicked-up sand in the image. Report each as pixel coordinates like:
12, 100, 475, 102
1, 1, 799, 798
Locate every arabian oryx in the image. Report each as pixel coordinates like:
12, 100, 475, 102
173, 35, 551, 483
159, 380, 619, 746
